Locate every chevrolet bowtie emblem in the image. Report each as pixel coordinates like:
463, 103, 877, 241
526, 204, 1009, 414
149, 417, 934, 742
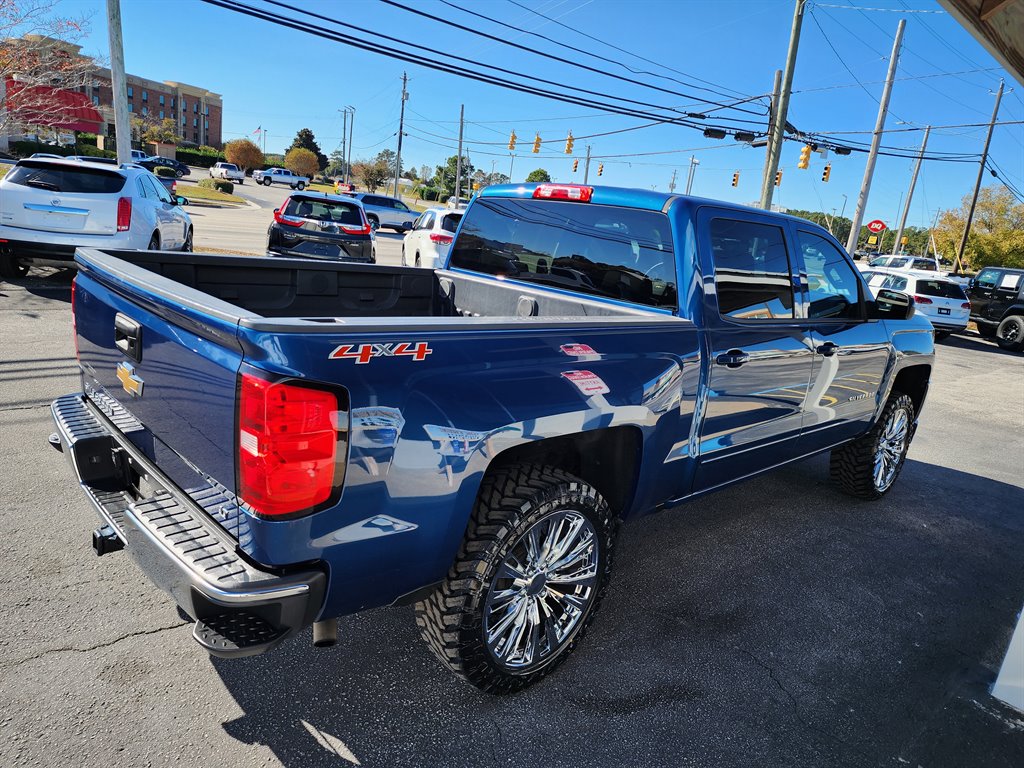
117, 362, 144, 398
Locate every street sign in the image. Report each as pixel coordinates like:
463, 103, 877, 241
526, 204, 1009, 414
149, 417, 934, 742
867, 219, 887, 233
867, 235, 878, 245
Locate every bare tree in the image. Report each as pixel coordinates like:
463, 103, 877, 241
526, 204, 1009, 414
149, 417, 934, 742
1, 1, 96, 146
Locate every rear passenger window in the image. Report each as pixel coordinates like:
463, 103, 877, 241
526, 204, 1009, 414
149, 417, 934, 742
798, 231, 863, 320
710, 218, 793, 320
975, 269, 999, 289
441, 213, 462, 233
882, 275, 908, 292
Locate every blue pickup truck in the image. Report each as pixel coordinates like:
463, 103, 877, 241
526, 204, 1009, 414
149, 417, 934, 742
51, 183, 934, 694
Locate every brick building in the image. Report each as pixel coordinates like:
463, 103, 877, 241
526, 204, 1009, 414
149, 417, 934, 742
4, 35, 223, 148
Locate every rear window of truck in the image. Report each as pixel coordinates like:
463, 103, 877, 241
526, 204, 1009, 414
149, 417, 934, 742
6, 162, 126, 194
449, 197, 677, 308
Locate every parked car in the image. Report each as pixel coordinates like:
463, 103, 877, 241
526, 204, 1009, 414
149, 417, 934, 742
864, 255, 939, 272
334, 180, 355, 194
446, 195, 471, 210
139, 156, 190, 178
966, 266, 1024, 351
266, 191, 374, 262
130, 149, 147, 163
347, 192, 416, 232
51, 183, 933, 694
30, 152, 65, 159
864, 272, 970, 339
401, 207, 463, 268
252, 167, 308, 189
210, 162, 245, 184
0, 157, 193, 277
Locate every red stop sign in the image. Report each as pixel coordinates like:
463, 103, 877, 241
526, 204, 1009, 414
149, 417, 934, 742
867, 219, 887, 233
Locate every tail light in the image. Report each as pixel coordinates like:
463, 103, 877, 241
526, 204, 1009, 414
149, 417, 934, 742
340, 211, 372, 235
961, 302, 971, 309
913, 295, 933, 305
533, 184, 593, 202
116, 197, 132, 231
429, 233, 454, 245
238, 373, 347, 518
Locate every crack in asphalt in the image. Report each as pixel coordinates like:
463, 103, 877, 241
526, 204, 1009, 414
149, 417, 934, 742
733, 646, 871, 761
0, 403, 51, 413
1, 621, 189, 670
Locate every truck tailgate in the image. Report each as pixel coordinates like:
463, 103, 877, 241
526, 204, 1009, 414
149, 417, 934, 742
73, 252, 245, 534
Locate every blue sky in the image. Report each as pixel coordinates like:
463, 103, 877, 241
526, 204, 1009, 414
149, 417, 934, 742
66, 0, 1023, 228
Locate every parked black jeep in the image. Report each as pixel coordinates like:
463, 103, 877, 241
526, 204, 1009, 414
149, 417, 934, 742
966, 266, 1024, 351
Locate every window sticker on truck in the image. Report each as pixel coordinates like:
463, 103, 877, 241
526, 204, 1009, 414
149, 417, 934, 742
561, 370, 610, 396
560, 343, 598, 356
329, 342, 433, 363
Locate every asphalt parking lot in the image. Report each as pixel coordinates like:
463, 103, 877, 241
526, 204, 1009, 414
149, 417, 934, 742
178, 168, 408, 262
1, 267, 1022, 768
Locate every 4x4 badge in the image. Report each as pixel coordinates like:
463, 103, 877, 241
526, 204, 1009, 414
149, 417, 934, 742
329, 342, 432, 364
116, 361, 144, 397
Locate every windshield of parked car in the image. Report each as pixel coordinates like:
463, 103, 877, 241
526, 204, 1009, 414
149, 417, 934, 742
915, 279, 967, 299
449, 197, 677, 309
283, 197, 363, 225
6, 162, 126, 193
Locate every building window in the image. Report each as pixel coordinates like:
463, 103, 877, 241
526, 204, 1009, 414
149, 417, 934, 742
193, 103, 198, 113
127, 86, 133, 98
92, 96, 100, 106
92, 83, 99, 91
181, 98, 186, 111
141, 106, 148, 116
171, 111, 176, 119
205, 106, 209, 116
142, 90, 148, 101
128, 102, 134, 113
204, 120, 209, 129
181, 116, 186, 125
193, 132, 199, 142
171, 97, 175, 108
159, 110, 164, 119
159, 95, 164, 106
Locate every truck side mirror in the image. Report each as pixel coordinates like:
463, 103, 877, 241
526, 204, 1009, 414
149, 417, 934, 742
869, 288, 914, 320
175, 196, 189, 206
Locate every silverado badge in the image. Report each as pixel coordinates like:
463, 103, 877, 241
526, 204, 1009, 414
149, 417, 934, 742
116, 361, 144, 398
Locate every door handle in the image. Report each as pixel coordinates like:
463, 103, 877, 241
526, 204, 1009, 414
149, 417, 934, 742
715, 349, 749, 368
114, 313, 143, 363
816, 341, 839, 357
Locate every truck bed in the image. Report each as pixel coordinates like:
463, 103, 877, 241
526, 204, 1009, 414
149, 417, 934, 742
78, 249, 668, 328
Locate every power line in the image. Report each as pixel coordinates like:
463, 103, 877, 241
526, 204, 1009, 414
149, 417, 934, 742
814, 3, 943, 12
792, 66, 1002, 94
505, 0, 753, 101
377, 0, 764, 116
809, 119, 1024, 135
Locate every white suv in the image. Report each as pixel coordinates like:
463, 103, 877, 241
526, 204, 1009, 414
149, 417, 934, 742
402, 207, 463, 268
0, 157, 193, 278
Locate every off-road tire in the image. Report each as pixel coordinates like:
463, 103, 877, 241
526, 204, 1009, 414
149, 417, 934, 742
830, 392, 915, 500
995, 315, 1024, 352
415, 463, 617, 694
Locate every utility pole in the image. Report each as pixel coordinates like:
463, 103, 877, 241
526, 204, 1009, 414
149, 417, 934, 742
106, 0, 132, 165
669, 168, 678, 193
455, 104, 465, 203
845, 19, 905, 256
346, 106, 355, 185
685, 157, 699, 194
508, 152, 515, 182
759, 69, 784, 209
583, 145, 592, 183
761, 0, 806, 210
893, 125, 930, 255
394, 72, 408, 199
955, 80, 1003, 273
339, 109, 348, 181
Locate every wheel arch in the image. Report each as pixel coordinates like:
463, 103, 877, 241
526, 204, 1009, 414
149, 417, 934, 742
889, 364, 930, 418
483, 425, 644, 519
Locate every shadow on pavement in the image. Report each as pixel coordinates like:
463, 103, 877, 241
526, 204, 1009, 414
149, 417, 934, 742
940, 332, 1020, 358
210, 456, 1024, 768
1, 266, 75, 303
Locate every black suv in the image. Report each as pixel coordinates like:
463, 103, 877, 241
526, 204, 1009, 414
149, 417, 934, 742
267, 192, 375, 262
138, 156, 190, 178
966, 266, 1024, 351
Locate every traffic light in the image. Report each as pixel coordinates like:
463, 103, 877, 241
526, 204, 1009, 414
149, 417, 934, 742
532, 133, 541, 153
572, 159, 579, 173
597, 163, 603, 176
731, 171, 740, 187
508, 131, 517, 151
798, 145, 811, 170
821, 164, 831, 183
775, 170, 783, 187
565, 132, 575, 154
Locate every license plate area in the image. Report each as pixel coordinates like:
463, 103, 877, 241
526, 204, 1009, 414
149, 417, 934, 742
938, 307, 950, 315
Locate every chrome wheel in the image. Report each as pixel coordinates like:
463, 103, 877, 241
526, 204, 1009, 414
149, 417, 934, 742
483, 509, 599, 673
873, 405, 909, 491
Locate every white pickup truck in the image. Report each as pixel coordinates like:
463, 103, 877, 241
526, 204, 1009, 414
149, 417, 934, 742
209, 162, 245, 184
252, 167, 308, 189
